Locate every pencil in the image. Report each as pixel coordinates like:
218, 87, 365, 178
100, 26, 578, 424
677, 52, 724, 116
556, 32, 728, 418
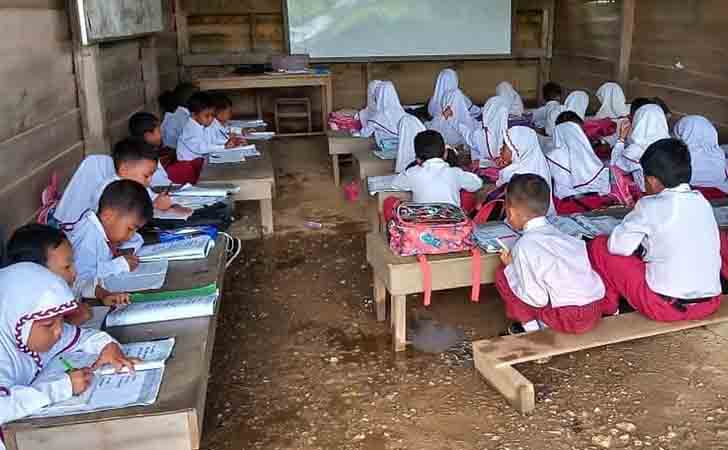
60, 357, 75, 373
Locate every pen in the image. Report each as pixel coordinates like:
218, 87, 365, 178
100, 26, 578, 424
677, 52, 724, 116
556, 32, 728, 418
60, 357, 75, 373
219, 128, 229, 140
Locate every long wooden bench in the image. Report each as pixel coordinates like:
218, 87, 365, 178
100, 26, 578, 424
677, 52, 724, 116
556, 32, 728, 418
472, 302, 728, 414
4, 241, 227, 450
327, 131, 375, 186
366, 232, 501, 351
353, 151, 395, 193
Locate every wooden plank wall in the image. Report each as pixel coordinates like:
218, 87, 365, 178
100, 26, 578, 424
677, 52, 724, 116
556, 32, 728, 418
0, 2, 84, 234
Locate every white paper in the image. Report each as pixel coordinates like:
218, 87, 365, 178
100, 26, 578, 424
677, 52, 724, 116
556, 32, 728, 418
105, 292, 219, 327
367, 175, 402, 195
136, 235, 214, 262
169, 195, 226, 210
173, 184, 237, 197
473, 223, 520, 253
80, 306, 110, 330
228, 119, 267, 129
154, 208, 193, 220
245, 131, 275, 141
103, 260, 169, 292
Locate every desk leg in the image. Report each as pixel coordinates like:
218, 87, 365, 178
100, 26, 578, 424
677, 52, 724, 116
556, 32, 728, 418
391, 295, 407, 352
322, 80, 332, 133
374, 274, 386, 322
332, 154, 340, 186
260, 198, 274, 236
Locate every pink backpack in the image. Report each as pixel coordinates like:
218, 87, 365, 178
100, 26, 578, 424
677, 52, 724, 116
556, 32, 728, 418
388, 202, 481, 305
328, 111, 361, 132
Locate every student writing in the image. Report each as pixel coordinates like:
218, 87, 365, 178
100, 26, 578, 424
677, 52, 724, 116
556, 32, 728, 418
129, 112, 173, 187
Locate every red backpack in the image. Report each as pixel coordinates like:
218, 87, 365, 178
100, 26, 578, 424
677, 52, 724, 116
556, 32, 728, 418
388, 202, 481, 306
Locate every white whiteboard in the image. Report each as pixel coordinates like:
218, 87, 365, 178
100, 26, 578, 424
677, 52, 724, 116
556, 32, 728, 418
286, 0, 512, 59
77, 0, 164, 45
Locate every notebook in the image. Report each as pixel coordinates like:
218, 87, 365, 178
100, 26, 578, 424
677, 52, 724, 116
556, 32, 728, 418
153, 208, 194, 220
136, 235, 214, 263
130, 282, 218, 303
172, 184, 239, 197
472, 223, 520, 253
103, 260, 169, 293
169, 195, 227, 210
105, 291, 219, 327
572, 215, 621, 237
80, 306, 111, 330
245, 131, 276, 141
367, 175, 403, 195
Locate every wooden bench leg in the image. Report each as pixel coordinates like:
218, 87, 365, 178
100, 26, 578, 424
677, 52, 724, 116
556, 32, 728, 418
474, 352, 535, 414
332, 154, 340, 186
391, 295, 407, 352
260, 198, 274, 236
374, 275, 387, 322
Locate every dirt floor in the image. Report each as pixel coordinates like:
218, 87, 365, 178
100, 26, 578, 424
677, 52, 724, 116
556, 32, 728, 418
202, 137, 728, 450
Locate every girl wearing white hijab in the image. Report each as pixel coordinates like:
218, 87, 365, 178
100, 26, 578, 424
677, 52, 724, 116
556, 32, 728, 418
395, 115, 426, 173
52, 155, 116, 226
674, 115, 728, 193
359, 81, 406, 142
428, 69, 480, 119
595, 82, 629, 119
496, 81, 525, 116
564, 91, 589, 120
547, 121, 610, 199
611, 104, 669, 191
458, 96, 510, 167
357, 79, 382, 127
0, 264, 134, 431
427, 88, 478, 146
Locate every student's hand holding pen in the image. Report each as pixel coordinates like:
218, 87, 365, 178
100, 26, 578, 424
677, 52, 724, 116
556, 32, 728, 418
154, 192, 173, 210
69, 368, 93, 395
93, 343, 141, 375
224, 138, 238, 149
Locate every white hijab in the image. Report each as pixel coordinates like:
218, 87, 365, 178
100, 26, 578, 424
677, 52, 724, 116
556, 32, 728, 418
564, 91, 589, 119
53, 155, 116, 225
674, 115, 728, 192
428, 69, 459, 118
628, 104, 670, 150
550, 122, 609, 197
496, 81, 525, 116
428, 88, 476, 146
358, 79, 382, 126
367, 81, 406, 137
480, 96, 510, 160
595, 82, 629, 119
0, 263, 78, 384
498, 126, 552, 189
396, 115, 426, 173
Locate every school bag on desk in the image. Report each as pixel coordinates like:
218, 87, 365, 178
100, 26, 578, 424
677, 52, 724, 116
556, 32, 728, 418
387, 202, 482, 306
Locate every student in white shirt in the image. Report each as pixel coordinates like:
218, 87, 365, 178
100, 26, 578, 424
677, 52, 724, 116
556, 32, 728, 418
427, 69, 480, 120
673, 115, 728, 196
544, 90, 590, 137
52, 154, 116, 227
69, 180, 153, 303
611, 104, 670, 191
428, 88, 478, 146
532, 82, 563, 129
391, 130, 482, 208
0, 263, 136, 433
177, 91, 239, 162
458, 96, 510, 168
160, 82, 198, 148
359, 81, 406, 142
395, 114, 426, 173
589, 138, 722, 321
495, 173, 609, 334
204, 93, 245, 148
129, 112, 172, 187
496, 81, 525, 116
595, 82, 629, 119
358, 80, 382, 127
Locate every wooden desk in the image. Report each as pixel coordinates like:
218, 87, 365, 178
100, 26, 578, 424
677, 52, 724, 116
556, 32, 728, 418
198, 143, 276, 236
5, 243, 226, 450
194, 73, 333, 137
327, 131, 375, 186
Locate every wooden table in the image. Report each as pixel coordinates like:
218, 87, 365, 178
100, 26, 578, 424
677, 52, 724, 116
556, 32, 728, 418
4, 242, 226, 450
195, 73, 333, 137
327, 131, 375, 186
198, 143, 276, 236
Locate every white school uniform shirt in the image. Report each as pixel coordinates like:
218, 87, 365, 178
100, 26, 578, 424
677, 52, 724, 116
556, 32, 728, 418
395, 115, 426, 173
459, 96, 510, 164
544, 102, 566, 137
161, 106, 190, 148
547, 122, 610, 199
674, 115, 728, 193
608, 184, 722, 299
358, 80, 382, 126
532, 100, 560, 129
177, 117, 226, 161
93, 175, 158, 214
611, 104, 669, 191
392, 158, 483, 207
53, 155, 116, 225
506, 217, 606, 308
204, 118, 229, 147
428, 69, 480, 119
496, 81, 525, 116
151, 162, 172, 187
0, 263, 117, 429
564, 91, 589, 120
595, 82, 629, 119
359, 81, 406, 141
427, 88, 477, 146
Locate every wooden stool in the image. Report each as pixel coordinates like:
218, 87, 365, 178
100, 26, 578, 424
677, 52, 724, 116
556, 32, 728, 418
274, 97, 312, 135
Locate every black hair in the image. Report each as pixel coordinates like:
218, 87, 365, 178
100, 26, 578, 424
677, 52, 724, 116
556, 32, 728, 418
542, 82, 563, 102
210, 92, 233, 112
112, 137, 159, 172
641, 138, 691, 188
555, 110, 584, 126
158, 82, 199, 113
630, 97, 654, 118
98, 179, 154, 223
187, 92, 214, 114
651, 97, 671, 117
128, 112, 160, 138
158, 91, 176, 114
6, 224, 68, 267
506, 173, 551, 216
414, 130, 446, 162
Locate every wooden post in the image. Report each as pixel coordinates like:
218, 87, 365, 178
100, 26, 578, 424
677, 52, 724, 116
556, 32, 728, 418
142, 36, 162, 115
74, 44, 110, 154
617, 0, 636, 88
174, 0, 189, 81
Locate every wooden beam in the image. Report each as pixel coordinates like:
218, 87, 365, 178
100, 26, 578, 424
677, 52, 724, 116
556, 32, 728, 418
142, 36, 162, 115
617, 0, 636, 87
74, 44, 110, 154
174, 0, 189, 80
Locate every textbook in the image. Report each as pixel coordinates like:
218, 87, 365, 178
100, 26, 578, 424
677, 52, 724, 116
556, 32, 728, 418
105, 291, 219, 327
31, 339, 176, 418
172, 183, 240, 197
130, 282, 218, 303
136, 235, 215, 262
80, 306, 111, 330
367, 175, 403, 195
103, 260, 169, 293
245, 131, 276, 141
153, 208, 194, 221
168, 195, 227, 210
473, 223, 520, 253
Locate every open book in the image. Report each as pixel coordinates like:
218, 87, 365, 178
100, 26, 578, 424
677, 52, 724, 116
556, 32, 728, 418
209, 144, 261, 164
172, 183, 240, 197
105, 291, 219, 327
367, 175, 403, 195
245, 131, 275, 141
102, 260, 169, 293
136, 235, 214, 262
153, 208, 194, 221
472, 223, 520, 253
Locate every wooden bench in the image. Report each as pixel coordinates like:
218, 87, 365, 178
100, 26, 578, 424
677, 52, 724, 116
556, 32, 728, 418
472, 301, 728, 414
353, 151, 395, 189
4, 241, 227, 450
327, 131, 374, 186
198, 142, 276, 236
366, 232, 501, 351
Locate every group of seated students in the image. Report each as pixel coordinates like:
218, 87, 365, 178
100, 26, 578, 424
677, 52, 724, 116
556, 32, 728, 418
368, 68, 728, 335
0, 82, 244, 428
